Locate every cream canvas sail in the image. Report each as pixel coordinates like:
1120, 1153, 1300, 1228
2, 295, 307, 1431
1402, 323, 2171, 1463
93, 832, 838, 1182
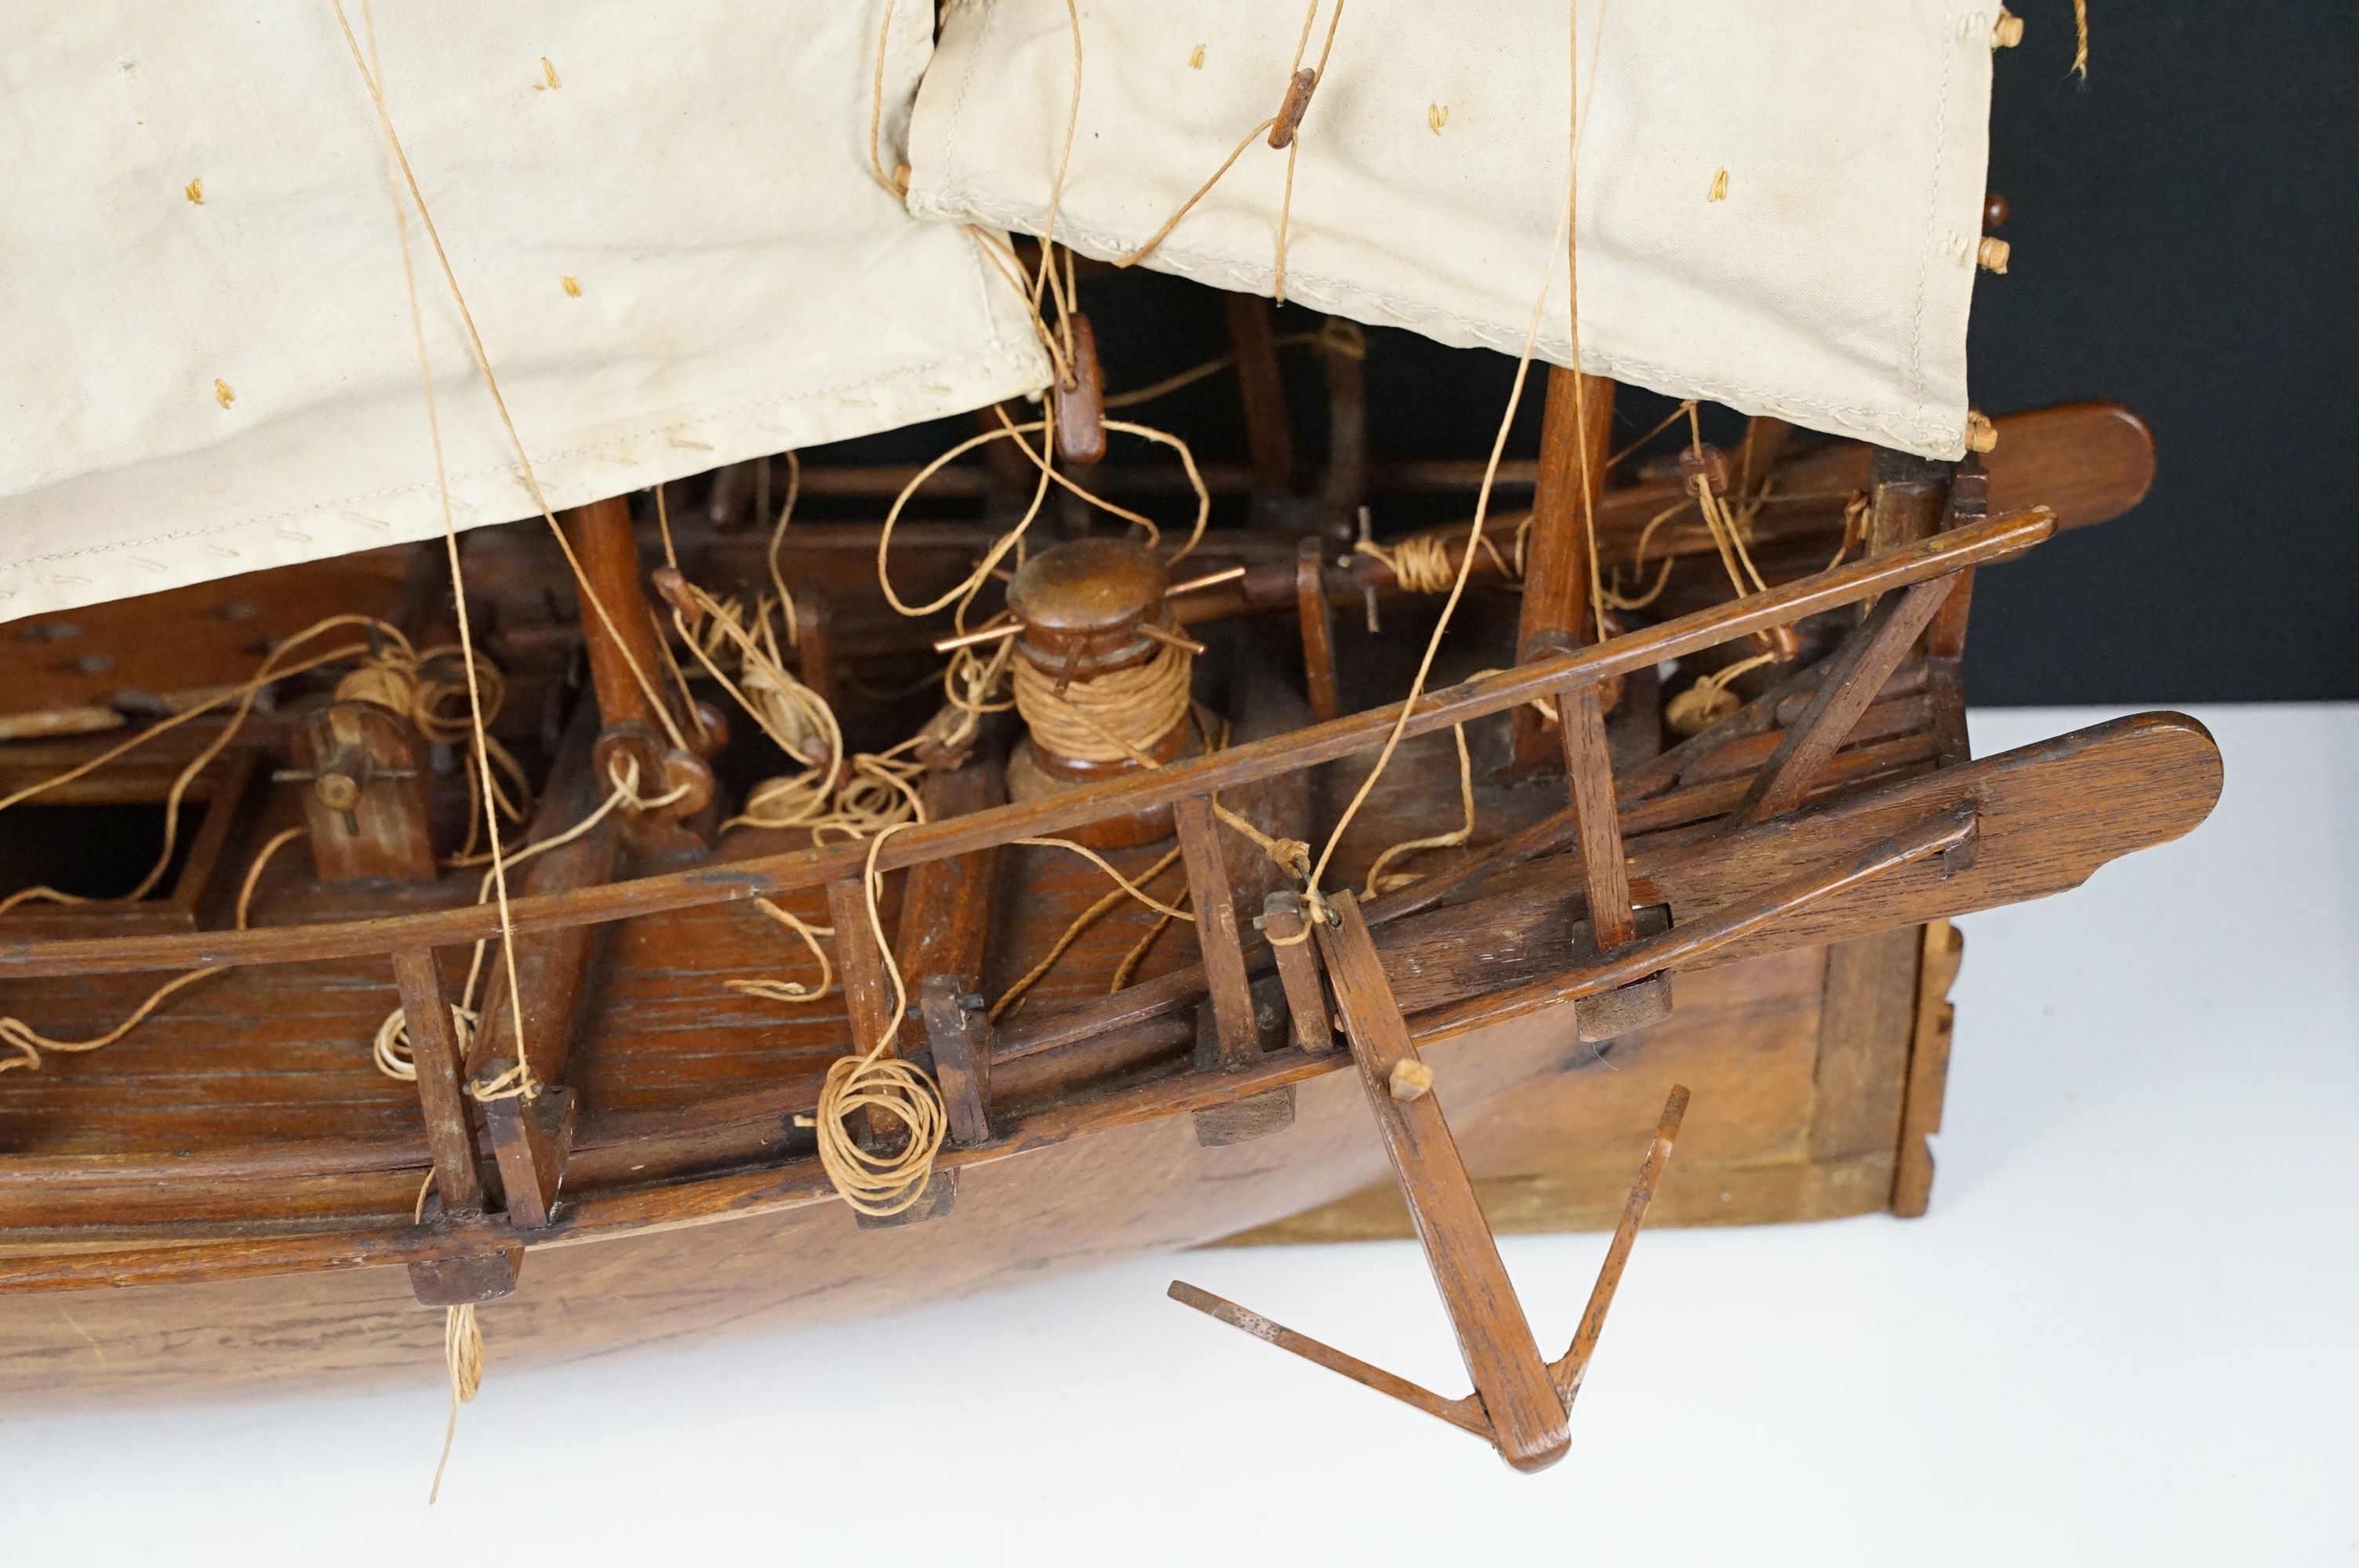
0, 0, 1049, 625
907, 0, 1997, 460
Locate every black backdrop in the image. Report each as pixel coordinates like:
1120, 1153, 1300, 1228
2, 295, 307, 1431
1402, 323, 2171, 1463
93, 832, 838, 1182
1963, 1, 2357, 703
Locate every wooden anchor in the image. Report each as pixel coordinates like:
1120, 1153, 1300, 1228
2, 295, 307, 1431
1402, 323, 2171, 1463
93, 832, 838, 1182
1171, 889, 1686, 1472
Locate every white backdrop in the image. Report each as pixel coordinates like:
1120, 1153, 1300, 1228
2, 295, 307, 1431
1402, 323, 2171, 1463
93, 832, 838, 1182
3, 704, 2354, 1565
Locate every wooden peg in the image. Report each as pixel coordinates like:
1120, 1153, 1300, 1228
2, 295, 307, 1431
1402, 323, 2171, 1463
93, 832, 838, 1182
1269, 68, 1318, 148
1167, 564, 1248, 598
1388, 1058, 1434, 1102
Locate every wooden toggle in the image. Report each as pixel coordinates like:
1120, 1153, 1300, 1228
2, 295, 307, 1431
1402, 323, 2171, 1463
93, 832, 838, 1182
1172, 889, 1688, 1473
1054, 314, 1107, 466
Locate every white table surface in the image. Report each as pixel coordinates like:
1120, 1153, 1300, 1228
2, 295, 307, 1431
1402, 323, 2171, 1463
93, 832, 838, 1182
5, 704, 2354, 1565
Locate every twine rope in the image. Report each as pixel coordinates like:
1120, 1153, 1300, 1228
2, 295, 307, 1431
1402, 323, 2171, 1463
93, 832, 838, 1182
792, 826, 949, 1218
0, 827, 304, 1074
1012, 644, 1194, 765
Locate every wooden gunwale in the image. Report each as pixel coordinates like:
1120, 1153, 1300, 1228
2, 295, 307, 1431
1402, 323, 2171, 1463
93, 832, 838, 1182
0, 511, 2050, 981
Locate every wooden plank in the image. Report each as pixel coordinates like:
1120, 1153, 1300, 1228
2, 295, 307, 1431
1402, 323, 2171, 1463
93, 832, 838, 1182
1413, 806, 1975, 1044
1174, 793, 1259, 1069
391, 947, 485, 1216
1892, 920, 1963, 1218
1262, 891, 1335, 1054
1812, 926, 1923, 1170
0, 513, 2061, 981
1510, 369, 1615, 771
1295, 535, 1339, 721
1317, 891, 1569, 1472
1734, 578, 1954, 825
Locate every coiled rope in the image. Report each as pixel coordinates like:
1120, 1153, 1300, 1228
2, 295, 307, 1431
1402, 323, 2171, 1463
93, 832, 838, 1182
791, 826, 948, 1218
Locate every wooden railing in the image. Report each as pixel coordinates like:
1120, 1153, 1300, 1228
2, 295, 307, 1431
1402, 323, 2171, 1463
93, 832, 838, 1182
0, 509, 2051, 1240
0, 511, 2048, 982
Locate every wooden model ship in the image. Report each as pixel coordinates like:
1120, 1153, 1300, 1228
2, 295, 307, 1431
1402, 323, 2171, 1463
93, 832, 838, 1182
0, 1, 2215, 1472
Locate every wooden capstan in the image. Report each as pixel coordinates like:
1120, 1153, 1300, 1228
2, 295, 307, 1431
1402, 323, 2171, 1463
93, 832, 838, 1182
943, 536, 1241, 848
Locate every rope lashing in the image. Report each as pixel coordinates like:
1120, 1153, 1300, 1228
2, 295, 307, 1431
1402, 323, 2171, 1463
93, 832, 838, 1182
1012, 642, 1194, 765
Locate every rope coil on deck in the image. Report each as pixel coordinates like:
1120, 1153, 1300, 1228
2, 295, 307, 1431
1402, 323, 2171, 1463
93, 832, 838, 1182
794, 827, 950, 1218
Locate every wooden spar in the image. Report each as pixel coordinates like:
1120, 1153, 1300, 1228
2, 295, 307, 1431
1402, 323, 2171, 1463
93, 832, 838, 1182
1224, 293, 1295, 503
560, 496, 671, 739
1295, 535, 1339, 720
0, 510, 2054, 981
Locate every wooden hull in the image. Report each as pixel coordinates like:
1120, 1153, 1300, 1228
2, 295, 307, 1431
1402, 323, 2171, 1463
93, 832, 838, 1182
0, 928, 1943, 1404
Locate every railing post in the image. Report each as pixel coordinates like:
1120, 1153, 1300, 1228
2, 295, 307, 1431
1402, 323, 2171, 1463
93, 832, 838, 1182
1532, 635, 1635, 953
391, 947, 485, 1216
1173, 794, 1258, 1067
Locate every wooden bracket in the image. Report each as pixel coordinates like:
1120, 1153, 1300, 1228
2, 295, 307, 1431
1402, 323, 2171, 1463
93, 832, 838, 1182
404, 1191, 523, 1307
854, 1168, 959, 1231
1174, 891, 1686, 1472
921, 975, 995, 1148
1190, 992, 1296, 1145
1261, 890, 1335, 1054
483, 1085, 578, 1231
